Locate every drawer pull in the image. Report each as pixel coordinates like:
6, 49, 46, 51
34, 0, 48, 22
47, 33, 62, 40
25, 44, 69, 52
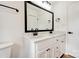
56, 39, 58, 41
61, 41, 64, 43
46, 48, 50, 51
56, 47, 58, 49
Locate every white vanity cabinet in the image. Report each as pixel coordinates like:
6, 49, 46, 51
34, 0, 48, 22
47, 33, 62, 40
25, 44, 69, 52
54, 35, 66, 58
35, 38, 55, 58
24, 32, 66, 58
37, 46, 54, 58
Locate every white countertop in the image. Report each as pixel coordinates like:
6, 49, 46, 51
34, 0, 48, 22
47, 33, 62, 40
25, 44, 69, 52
24, 31, 66, 42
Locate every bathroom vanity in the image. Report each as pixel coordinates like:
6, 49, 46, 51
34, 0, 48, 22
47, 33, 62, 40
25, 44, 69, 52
24, 31, 66, 58
24, 1, 66, 58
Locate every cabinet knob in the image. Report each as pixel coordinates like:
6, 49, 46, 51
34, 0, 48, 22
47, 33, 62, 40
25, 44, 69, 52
56, 39, 58, 41
67, 32, 73, 34
56, 47, 58, 49
46, 48, 50, 51
61, 41, 64, 43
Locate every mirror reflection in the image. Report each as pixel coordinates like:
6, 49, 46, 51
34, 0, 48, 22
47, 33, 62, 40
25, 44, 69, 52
26, 2, 54, 32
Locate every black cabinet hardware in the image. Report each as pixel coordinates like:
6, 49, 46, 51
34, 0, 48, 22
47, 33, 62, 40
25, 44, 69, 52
49, 31, 52, 34
61, 41, 64, 43
56, 39, 58, 41
68, 32, 73, 34
0, 4, 19, 12
46, 48, 50, 51
56, 47, 58, 49
33, 32, 38, 36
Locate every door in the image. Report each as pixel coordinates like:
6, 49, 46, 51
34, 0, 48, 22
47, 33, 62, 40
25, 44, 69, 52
67, 2, 79, 57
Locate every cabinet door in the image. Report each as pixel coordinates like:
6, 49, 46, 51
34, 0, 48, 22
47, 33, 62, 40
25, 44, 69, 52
37, 51, 50, 58
54, 44, 64, 58
59, 41, 65, 53
54, 50, 61, 58
54, 41, 65, 58
38, 51, 47, 58
37, 48, 53, 58
46, 48, 53, 58
35, 38, 53, 52
50, 47, 54, 58
59, 36, 66, 53
54, 45, 60, 58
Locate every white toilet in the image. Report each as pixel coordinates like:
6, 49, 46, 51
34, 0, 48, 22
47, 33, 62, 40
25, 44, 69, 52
0, 42, 14, 58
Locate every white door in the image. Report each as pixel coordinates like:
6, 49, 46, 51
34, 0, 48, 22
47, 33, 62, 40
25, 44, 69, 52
67, 2, 79, 57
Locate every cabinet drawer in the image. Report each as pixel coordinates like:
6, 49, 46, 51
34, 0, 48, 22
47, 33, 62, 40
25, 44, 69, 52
55, 36, 66, 44
37, 47, 54, 58
35, 38, 54, 51
37, 51, 46, 58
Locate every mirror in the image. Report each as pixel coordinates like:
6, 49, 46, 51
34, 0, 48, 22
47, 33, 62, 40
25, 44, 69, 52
25, 1, 54, 32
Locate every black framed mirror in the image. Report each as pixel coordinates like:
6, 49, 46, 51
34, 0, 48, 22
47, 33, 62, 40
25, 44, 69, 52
25, 1, 54, 32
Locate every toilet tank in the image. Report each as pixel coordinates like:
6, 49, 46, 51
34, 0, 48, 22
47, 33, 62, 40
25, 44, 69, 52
0, 42, 13, 58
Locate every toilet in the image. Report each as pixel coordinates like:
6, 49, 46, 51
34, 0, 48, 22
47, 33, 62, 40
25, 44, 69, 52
0, 42, 14, 58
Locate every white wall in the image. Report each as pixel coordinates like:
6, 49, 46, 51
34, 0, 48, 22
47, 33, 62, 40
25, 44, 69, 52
53, 1, 79, 57
52, 2, 68, 54
0, 1, 24, 57
0, 1, 68, 58
52, 1, 68, 32
66, 2, 79, 57
0, 1, 54, 58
